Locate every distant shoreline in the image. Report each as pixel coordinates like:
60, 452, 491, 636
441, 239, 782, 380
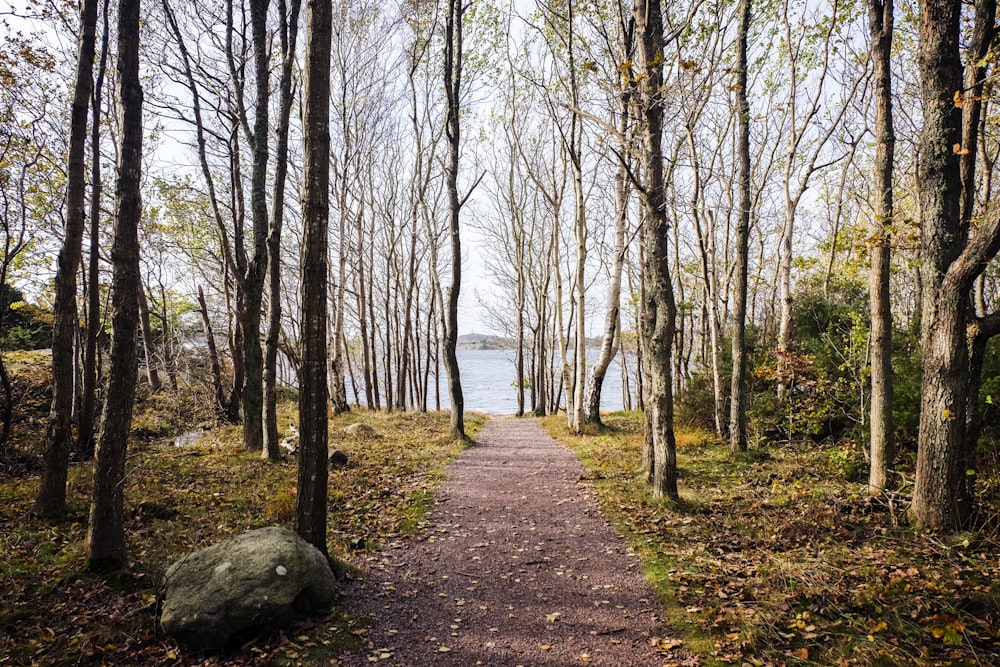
457, 341, 510, 351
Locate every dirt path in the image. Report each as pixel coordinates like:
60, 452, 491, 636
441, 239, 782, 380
335, 418, 689, 666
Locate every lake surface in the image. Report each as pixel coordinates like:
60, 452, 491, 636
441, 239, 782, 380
429, 348, 629, 415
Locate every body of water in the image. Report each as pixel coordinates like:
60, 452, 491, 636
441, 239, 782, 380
441, 348, 629, 415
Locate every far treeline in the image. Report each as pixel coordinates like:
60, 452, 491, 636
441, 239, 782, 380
1, 0, 998, 568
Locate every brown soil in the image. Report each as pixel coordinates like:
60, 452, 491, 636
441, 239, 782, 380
336, 418, 691, 666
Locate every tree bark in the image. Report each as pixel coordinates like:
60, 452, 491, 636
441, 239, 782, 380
36, 0, 99, 518
198, 286, 226, 411
138, 279, 162, 392
728, 0, 750, 454
87, 0, 142, 571
263, 0, 302, 461
241, 0, 272, 452
910, 0, 1000, 530
635, 0, 678, 500
78, 0, 110, 460
443, 0, 466, 440
867, 0, 894, 493
296, 0, 332, 556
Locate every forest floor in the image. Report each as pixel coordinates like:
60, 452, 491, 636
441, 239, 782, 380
1, 352, 999, 665
543, 413, 1000, 667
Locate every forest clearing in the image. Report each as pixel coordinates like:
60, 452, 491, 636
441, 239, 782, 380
2, 353, 999, 666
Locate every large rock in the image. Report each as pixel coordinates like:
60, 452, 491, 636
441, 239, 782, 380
160, 526, 336, 648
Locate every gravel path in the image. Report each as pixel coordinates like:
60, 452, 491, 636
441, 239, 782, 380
335, 418, 689, 666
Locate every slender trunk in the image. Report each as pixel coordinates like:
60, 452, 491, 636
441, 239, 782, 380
241, 0, 272, 452
553, 207, 569, 418
87, 0, 141, 571
330, 209, 349, 414
355, 211, 374, 409
382, 268, 394, 411
395, 219, 419, 411
296, 0, 331, 556
568, 1, 587, 433
422, 285, 436, 412
198, 286, 226, 411
226, 126, 247, 423
636, 0, 678, 500
584, 155, 626, 425
535, 292, 548, 416
868, 0, 894, 492
79, 0, 110, 459
37, 0, 99, 517
264, 0, 302, 461
515, 285, 525, 417
138, 280, 162, 391
443, 0, 465, 439
162, 0, 242, 424
366, 237, 381, 410
729, 0, 751, 454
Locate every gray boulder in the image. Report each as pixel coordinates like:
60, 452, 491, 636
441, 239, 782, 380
159, 526, 336, 648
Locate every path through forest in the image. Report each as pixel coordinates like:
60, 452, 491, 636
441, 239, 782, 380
336, 418, 691, 666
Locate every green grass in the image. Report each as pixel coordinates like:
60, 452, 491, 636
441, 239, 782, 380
544, 412, 1000, 667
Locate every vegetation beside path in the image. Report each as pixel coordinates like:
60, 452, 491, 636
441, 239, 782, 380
545, 413, 1000, 667
0, 386, 481, 666
5, 346, 1000, 667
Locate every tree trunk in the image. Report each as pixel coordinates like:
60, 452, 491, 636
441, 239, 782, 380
443, 0, 465, 440
296, 0, 331, 556
87, 0, 142, 571
635, 0, 678, 500
263, 0, 301, 461
241, 0, 272, 452
197, 286, 226, 411
395, 218, 419, 412
79, 0, 110, 460
583, 141, 626, 426
225, 130, 246, 424
868, 0, 894, 493
355, 211, 375, 410
729, 0, 751, 454
910, 0, 1000, 530
36, 0, 99, 518
138, 280, 162, 392
366, 236, 381, 410
329, 204, 349, 415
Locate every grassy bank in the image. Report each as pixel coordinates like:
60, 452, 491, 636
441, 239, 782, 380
544, 412, 1000, 667
0, 405, 481, 666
